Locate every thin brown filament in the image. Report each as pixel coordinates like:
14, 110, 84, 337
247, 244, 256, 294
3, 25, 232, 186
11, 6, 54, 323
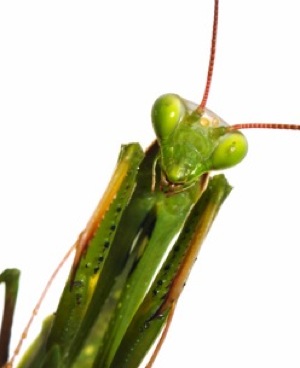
229, 123, 300, 131
197, 0, 219, 112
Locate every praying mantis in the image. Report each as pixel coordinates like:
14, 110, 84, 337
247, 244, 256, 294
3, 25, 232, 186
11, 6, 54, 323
1, 0, 300, 367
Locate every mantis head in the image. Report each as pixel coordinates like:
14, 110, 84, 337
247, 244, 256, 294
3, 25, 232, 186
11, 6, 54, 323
151, 93, 248, 185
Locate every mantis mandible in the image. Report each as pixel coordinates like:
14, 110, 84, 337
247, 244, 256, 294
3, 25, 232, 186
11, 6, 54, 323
1, 1, 300, 367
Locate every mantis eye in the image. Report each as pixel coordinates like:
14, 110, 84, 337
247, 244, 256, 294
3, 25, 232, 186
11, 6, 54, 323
151, 94, 186, 141
211, 131, 248, 170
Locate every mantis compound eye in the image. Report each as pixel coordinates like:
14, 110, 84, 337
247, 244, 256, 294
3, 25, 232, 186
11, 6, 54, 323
151, 94, 186, 141
211, 131, 248, 170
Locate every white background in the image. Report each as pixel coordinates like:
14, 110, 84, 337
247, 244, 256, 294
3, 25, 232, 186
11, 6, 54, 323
1, 1, 300, 367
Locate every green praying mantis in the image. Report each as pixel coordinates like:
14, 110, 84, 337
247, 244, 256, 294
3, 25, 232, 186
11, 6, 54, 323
1, 1, 300, 367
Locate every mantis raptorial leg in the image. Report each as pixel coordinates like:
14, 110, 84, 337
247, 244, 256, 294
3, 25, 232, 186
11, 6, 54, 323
1, 1, 300, 367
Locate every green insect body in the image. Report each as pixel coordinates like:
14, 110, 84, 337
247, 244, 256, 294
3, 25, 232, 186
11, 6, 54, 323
2, 1, 299, 368
1, 91, 240, 368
